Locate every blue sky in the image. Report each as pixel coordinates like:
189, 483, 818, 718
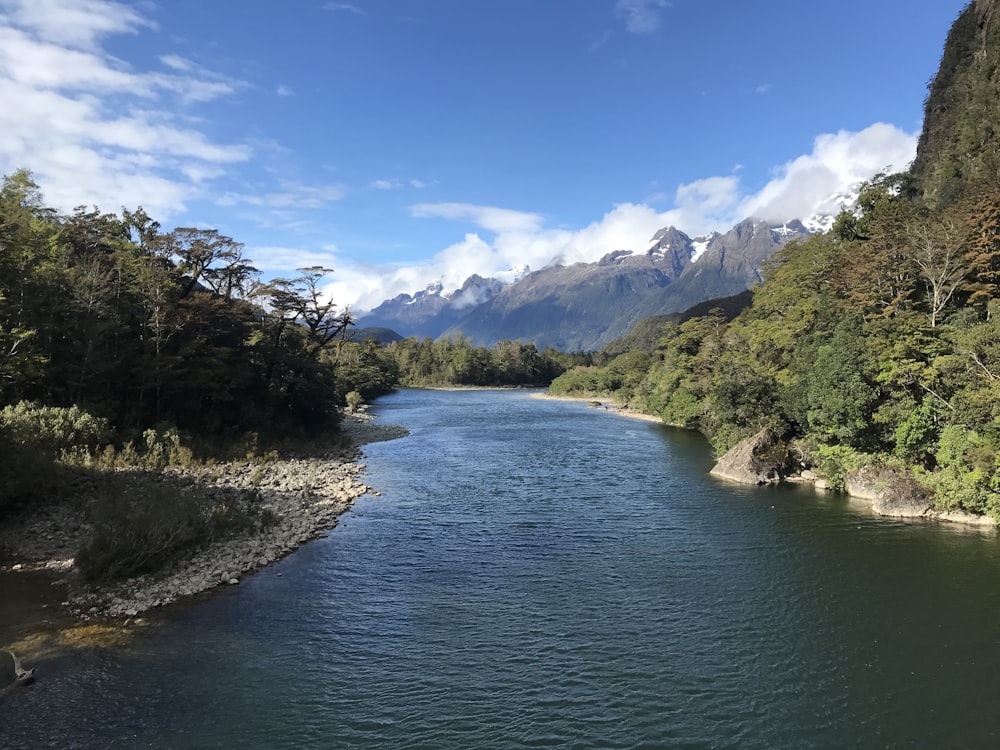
0, 0, 970, 311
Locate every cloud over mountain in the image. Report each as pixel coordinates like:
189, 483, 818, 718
321, 122, 918, 312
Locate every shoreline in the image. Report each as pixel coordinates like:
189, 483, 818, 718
530, 391, 665, 424
0, 413, 410, 630
538, 391, 997, 529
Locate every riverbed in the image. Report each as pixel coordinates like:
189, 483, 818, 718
2, 388, 999, 748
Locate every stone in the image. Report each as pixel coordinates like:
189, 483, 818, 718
710, 429, 790, 485
846, 466, 935, 518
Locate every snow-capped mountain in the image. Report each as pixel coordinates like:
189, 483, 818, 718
358, 214, 816, 351
802, 187, 860, 234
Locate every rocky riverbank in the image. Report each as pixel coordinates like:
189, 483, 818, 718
710, 429, 998, 528
0, 413, 410, 621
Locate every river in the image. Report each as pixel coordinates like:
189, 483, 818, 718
2, 388, 1000, 748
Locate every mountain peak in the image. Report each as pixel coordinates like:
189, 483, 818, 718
358, 216, 812, 350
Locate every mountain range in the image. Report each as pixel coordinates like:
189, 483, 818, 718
358, 205, 851, 351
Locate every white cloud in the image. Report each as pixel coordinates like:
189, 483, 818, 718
589, 29, 613, 52
323, 2, 364, 15
0, 0, 153, 50
217, 181, 346, 209
739, 122, 917, 223
160, 54, 193, 72
411, 202, 545, 234
332, 122, 918, 313
616, 0, 671, 34
372, 178, 428, 191
0, 0, 332, 224
0, 0, 254, 218
251, 245, 344, 274
277, 84, 294, 97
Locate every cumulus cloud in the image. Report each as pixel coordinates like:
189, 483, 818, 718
739, 122, 917, 223
0, 0, 255, 218
616, 0, 671, 34
330, 122, 917, 312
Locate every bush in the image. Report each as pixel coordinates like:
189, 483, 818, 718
0, 401, 110, 460
76, 476, 273, 582
810, 444, 865, 492
921, 425, 1000, 517
77, 480, 203, 582
0, 428, 55, 512
345, 390, 365, 413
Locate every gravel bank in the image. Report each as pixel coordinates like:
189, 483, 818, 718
0, 413, 410, 620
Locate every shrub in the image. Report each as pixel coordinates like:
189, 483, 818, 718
76, 480, 204, 582
76, 476, 274, 582
921, 425, 1000, 517
810, 444, 865, 492
0, 401, 110, 460
345, 390, 365, 413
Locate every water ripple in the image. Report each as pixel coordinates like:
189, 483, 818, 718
4, 390, 1000, 748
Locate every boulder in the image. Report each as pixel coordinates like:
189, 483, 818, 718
845, 466, 934, 517
710, 429, 790, 485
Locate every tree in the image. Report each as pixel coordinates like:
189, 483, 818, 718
805, 317, 881, 450
264, 267, 353, 354
161, 227, 248, 299
905, 215, 971, 327
961, 192, 1000, 314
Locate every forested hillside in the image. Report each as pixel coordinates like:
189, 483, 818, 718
552, 0, 1000, 519
0, 170, 355, 442
0, 171, 578, 517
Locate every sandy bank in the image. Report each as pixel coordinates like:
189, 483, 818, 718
530, 391, 665, 424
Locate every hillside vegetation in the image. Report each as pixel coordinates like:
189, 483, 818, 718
553, 1, 1000, 518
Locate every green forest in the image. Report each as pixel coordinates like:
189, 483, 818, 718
0, 169, 574, 536
551, 1, 1000, 519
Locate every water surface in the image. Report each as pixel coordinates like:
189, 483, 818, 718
3, 389, 999, 748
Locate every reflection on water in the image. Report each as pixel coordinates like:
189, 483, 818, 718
2, 389, 999, 748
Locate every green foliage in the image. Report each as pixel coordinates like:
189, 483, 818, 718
0, 170, 355, 441
548, 351, 652, 402
383, 335, 572, 388
804, 317, 881, 450
0, 401, 110, 459
345, 390, 364, 413
810, 444, 865, 493
922, 425, 1000, 517
327, 339, 398, 402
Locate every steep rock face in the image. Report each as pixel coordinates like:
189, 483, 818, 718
648, 219, 808, 317
911, 0, 1000, 207
445, 254, 684, 352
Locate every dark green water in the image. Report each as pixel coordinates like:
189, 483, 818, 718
3, 388, 1000, 749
